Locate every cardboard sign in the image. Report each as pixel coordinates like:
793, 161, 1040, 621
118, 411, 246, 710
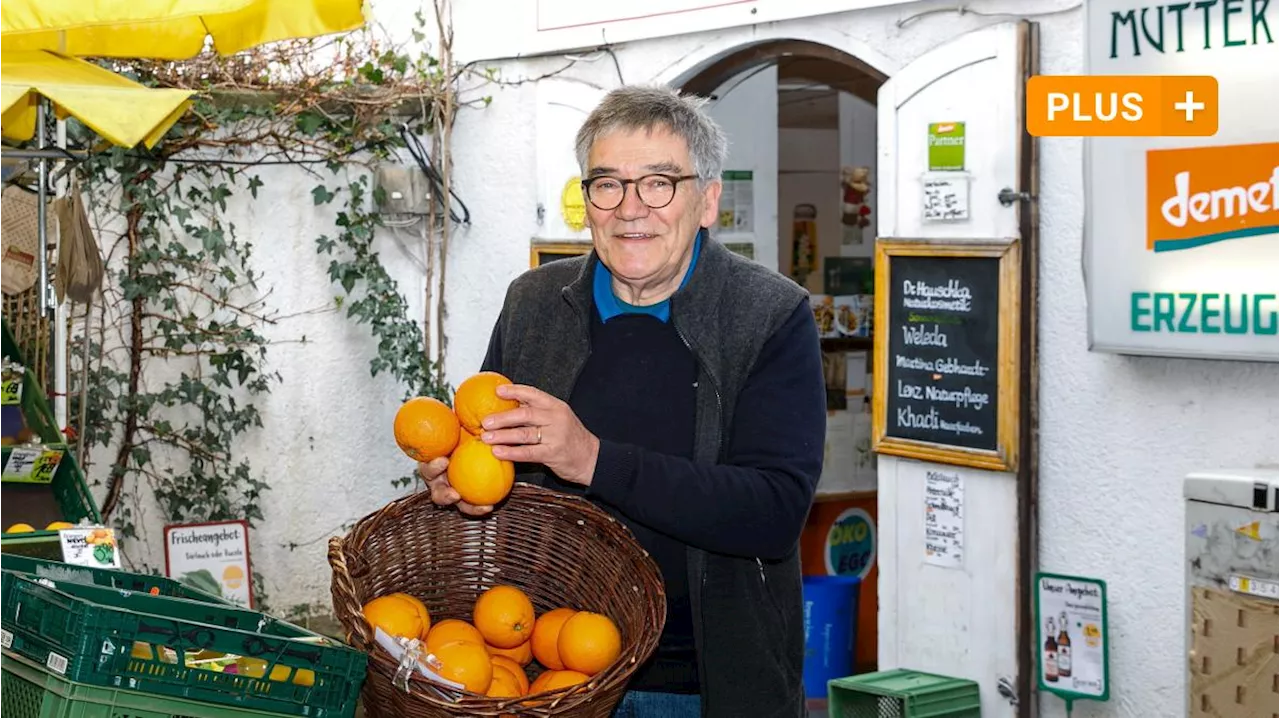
164, 520, 253, 608
59, 527, 121, 568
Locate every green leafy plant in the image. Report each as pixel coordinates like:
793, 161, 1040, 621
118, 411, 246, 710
63, 3, 476, 588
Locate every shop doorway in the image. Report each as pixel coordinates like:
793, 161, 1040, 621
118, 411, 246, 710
663, 23, 1038, 718
677, 41, 889, 690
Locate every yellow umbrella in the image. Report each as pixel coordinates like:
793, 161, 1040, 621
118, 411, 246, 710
2, 50, 193, 149
1, 0, 367, 60
1, 0, 367, 320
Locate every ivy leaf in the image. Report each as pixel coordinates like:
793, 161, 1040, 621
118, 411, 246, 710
312, 185, 336, 205
296, 112, 325, 136
247, 175, 264, 199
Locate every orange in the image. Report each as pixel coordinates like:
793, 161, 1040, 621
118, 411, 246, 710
453, 372, 519, 435
473, 585, 535, 649
487, 665, 522, 697
397, 593, 433, 634
394, 396, 461, 463
430, 639, 493, 694
487, 639, 532, 665
45, 521, 74, 530
529, 669, 589, 694
5, 523, 35, 533
530, 607, 577, 670
557, 611, 621, 676
447, 438, 514, 506
362, 593, 430, 641
426, 618, 485, 653
492, 655, 530, 693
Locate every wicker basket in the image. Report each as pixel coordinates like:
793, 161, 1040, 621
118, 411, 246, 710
328, 483, 667, 717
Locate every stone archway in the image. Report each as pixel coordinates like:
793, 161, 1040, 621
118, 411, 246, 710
654, 27, 899, 98
677, 39, 888, 105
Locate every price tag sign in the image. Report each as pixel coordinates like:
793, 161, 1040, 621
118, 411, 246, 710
2, 446, 63, 484
1, 377, 21, 405
60, 527, 121, 569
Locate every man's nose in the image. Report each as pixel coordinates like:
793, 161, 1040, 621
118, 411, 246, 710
614, 184, 650, 220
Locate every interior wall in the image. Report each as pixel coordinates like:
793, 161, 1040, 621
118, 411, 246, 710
778, 127, 840, 292
705, 66, 779, 271
838, 92, 878, 257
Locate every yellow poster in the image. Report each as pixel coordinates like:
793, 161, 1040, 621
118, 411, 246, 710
561, 176, 586, 232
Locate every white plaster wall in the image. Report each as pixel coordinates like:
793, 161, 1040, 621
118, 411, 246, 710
442, 1, 1279, 716
81, 158, 433, 615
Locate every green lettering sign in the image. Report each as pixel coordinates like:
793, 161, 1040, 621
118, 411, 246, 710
1130, 291, 1279, 335
1109, 1, 1274, 58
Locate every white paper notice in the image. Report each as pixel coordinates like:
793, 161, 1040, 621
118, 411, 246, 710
924, 470, 965, 568
921, 174, 970, 222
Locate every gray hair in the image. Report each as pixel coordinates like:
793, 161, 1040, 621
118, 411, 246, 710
574, 85, 729, 183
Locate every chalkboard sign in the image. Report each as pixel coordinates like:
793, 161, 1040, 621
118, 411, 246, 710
872, 239, 1021, 472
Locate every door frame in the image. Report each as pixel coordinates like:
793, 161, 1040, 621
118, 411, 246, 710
1014, 20, 1041, 718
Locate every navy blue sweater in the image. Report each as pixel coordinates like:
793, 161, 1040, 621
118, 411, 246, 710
482, 274, 823, 695
552, 308, 702, 692
583, 297, 822, 561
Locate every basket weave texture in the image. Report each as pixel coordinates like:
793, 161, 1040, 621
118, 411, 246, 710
329, 483, 667, 717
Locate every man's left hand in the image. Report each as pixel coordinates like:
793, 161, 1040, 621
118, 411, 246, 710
480, 384, 600, 486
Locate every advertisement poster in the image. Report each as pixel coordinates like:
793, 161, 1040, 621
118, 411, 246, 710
1036, 572, 1110, 702
718, 170, 754, 233
927, 122, 966, 171
1083, 0, 1278, 361
164, 520, 253, 607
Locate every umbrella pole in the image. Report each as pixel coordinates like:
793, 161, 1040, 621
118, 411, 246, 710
36, 100, 50, 319
54, 118, 69, 433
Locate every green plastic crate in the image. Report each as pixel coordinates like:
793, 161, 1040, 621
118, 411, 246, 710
3, 649, 299, 718
1, 571, 365, 718
828, 668, 982, 718
2, 317, 103, 560
1, 554, 233, 605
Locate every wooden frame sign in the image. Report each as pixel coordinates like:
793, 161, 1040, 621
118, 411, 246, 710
530, 241, 592, 268
872, 239, 1021, 472
163, 519, 254, 608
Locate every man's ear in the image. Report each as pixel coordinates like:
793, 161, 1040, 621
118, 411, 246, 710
699, 180, 723, 228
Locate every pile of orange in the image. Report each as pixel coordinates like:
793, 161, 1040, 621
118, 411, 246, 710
360, 584, 622, 699
393, 371, 521, 506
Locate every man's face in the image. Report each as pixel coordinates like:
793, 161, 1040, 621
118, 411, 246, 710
583, 126, 721, 296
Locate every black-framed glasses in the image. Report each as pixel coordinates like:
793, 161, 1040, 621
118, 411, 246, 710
581, 174, 700, 211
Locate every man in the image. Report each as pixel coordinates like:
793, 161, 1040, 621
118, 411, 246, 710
420, 84, 826, 718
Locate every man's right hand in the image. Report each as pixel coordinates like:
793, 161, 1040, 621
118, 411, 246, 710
417, 457, 493, 516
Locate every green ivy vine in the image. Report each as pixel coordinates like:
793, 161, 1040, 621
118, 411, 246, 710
64, 9, 472, 593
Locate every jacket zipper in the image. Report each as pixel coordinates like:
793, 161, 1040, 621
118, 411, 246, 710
672, 319, 723, 461
673, 310, 718, 717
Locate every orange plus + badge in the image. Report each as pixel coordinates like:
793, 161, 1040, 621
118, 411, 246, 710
1027, 75, 1219, 137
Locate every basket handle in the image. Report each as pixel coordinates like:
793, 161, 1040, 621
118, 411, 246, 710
328, 535, 374, 648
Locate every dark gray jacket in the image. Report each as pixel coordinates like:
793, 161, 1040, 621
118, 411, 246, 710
481, 236, 826, 717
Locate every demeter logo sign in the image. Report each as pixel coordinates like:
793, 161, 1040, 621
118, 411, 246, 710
1146, 142, 1279, 253
1131, 142, 1279, 337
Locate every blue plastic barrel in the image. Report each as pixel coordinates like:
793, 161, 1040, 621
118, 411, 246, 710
802, 574, 861, 699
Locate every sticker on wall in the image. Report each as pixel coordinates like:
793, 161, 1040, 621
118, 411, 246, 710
927, 122, 966, 171
560, 176, 586, 232
824, 507, 876, 580
1235, 521, 1261, 541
